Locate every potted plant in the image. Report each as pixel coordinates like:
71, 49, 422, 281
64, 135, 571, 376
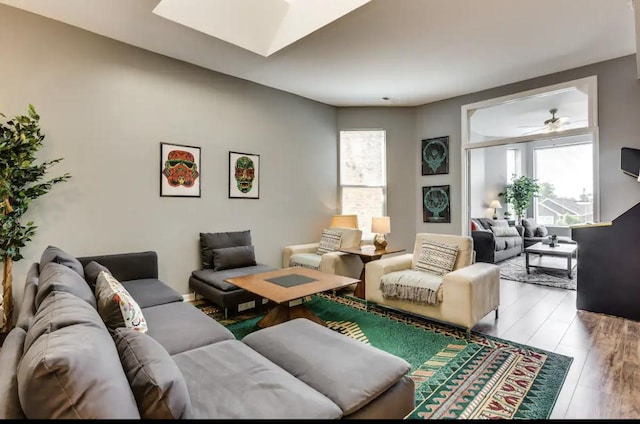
499, 175, 540, 225
0, 105, 70, 332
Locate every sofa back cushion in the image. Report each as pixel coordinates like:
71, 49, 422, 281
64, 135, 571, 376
83, 261, 111, 290
35, 262, 96, 311
16, 263, 39, 331
326, 227, 362, 250
95, 271, 148, 334
490, 226, 521, 237
412, 233, 473, 271
17, 316, 140, 418
199, 230, 252, 269
78, 251, 159, 282
114, 328, 193, 419
39, 245, 85, 278
0, 327, 26, 419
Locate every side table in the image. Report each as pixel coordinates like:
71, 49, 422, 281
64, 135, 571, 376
339, 246, 406, 299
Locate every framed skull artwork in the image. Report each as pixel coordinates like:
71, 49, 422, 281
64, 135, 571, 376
421, 136, 449, 176
160, 142, 201, 197
229, 151, 260, 199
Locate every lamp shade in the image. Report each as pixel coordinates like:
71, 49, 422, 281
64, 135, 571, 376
489, 200, 502, 209
371, 216, 391, 234
330, 214, 358, 229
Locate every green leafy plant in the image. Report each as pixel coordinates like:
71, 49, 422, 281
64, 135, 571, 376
499, 175, 540, 224
0, 105, 70, 332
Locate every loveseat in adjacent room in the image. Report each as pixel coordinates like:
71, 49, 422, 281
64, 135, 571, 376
470, 218, 524, 263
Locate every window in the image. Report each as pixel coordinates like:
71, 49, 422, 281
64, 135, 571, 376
506, 148, 522, 217
534, 143, 593, 226
339, 130, 386, 240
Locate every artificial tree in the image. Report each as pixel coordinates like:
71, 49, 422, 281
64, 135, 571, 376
499, 175, 540, 224
0, 105, 70, 332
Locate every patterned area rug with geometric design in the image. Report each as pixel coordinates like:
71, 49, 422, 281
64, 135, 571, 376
193, 293, 573, 420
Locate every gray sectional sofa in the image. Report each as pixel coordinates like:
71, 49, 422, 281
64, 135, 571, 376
0, 247, 415, 419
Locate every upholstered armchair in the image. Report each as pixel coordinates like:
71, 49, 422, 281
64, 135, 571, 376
365, 233, 500, 338
282, 227, 364, 279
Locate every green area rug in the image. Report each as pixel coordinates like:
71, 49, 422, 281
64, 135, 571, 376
193, 294, 572, 419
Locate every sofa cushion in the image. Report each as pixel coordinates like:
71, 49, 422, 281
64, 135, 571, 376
95, 271, 148, 334
122, 278, 183, 308
0, 327, 26, 419
535, 225, 549, 237
504, 236, 523, 249
414, 240, 458, 276
35, 262, 96, 311
114, 328, 193, 419
16, 263, 39, 330
142, 302, 235, 355
39, 245, 85, 278
212, 245, 257, 271
289, 252, 322, 270
316, 229, 342, 255
490, 226, 520, 237
191, 265, 276, 293
83, 260, 111, 290
78, 251, 159, 282
200, 230, 252, 269
243, 318, 411, 416
25, 291, 107, 353
172, 340, 342, 419
18, 320, 140, 419
521, 218, 537, 238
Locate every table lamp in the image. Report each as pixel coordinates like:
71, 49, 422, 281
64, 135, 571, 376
371, 216, 391, 250
489, 200, 502, 220
330, 214, 358, 229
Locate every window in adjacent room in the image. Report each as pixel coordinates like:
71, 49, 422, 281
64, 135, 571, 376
534, 141, 593, 226
339, 130, 386, 241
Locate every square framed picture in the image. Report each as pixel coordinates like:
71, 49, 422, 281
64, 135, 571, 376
229, 151, 260, 199
160, 142, 201, 197
422, 185, 451, 223
421, 136, 449, 176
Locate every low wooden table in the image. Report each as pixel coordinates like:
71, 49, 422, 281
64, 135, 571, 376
525, 242, 578, 279
225, 267, 359, 328
339, 246, 406, 299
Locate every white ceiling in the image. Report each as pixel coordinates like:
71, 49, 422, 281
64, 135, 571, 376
0, 0, 637, 107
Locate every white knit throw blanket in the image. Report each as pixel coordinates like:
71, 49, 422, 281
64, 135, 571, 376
379, 270, 443, 305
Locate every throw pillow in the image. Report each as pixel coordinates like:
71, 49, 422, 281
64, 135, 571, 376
199, 230, 252, 269
114, 328, 193, 419
535, 225, 549, 237
521, 218, 537, 238
470, 220, 478, 231
39, 245, 85, 279
316, 229, 342, 255
95, 271, 147, 334
490, 226, 521, 237
414, 240, 459, 276
83, 261, 111, 290
211, 245, 257, 271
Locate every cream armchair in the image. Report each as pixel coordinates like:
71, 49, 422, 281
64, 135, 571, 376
282, 227, 364, 279
365, 233, 500, 338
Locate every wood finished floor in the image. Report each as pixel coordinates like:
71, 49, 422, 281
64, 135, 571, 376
472, 278, 640, 420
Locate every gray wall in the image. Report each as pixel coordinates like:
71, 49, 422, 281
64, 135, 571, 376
337, 108, 417, 252
418, 54, 640, 235
1, 5, 338, 302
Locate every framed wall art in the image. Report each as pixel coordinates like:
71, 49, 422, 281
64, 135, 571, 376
160, 142, 201, 197
422, 185, 451, 223
421, 136, 449, 176
229, 151, 260, 199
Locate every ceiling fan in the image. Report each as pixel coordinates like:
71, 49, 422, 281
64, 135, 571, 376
520, 108, 572, 135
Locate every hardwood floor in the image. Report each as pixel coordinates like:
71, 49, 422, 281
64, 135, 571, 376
473, 278, 640, 419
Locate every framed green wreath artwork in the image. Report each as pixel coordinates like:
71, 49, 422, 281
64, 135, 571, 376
229, 151, 260, 199
421, 136, 449, 176
422, 185, 451, 223
160, 142, 201, 197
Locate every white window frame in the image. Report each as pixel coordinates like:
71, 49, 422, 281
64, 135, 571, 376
460, 75, 599, 235
338, 129, 387, 240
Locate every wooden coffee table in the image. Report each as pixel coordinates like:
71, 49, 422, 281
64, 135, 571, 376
225, 267, 359, 328
525, 242, 578, 279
